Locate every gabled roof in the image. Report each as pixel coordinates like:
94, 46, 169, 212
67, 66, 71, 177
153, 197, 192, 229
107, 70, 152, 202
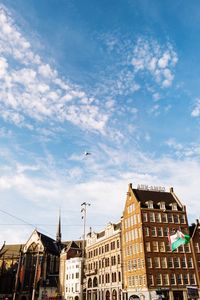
132, 188, 183, 210
36, 230, 60, 255
0, 244, 23, 258
62, 240, 82, 252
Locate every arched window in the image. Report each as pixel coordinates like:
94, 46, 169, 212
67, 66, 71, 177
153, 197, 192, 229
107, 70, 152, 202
106, 291, 110, 300
112, 289, 117, 300
93, 276, 98, 287
88, 278, 92, 288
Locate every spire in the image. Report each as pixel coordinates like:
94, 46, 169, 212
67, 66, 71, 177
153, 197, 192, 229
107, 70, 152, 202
56, 210, 61, 244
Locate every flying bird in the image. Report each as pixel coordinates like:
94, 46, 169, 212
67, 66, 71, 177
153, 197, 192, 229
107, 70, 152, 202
84, 151, 91, 156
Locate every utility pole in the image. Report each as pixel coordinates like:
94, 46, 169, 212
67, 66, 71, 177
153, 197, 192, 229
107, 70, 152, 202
80, 202, 90, 300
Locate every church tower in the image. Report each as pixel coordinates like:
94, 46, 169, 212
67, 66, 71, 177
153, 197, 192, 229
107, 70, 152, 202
56, 210, 62, 244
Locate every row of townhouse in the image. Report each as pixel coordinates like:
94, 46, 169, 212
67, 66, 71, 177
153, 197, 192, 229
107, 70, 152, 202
82, 184, 200, 300
1, 183, 200, 300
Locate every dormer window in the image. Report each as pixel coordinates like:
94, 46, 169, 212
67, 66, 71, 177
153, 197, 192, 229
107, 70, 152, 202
159, 202, 166, 210
172, 202, 178, 211
146, 201, 153, 209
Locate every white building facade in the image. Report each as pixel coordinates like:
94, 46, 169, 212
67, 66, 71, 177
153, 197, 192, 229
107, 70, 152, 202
65, 257, 83, 300
85, 222, 123, 300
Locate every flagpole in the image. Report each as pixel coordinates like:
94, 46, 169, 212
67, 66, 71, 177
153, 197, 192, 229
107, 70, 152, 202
13, 245, 22, 300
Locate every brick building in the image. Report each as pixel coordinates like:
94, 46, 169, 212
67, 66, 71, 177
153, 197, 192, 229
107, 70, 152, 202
121, 183, 196, 300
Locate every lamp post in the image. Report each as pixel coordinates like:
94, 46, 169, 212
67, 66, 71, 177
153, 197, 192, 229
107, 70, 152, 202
81, 202, 91, 300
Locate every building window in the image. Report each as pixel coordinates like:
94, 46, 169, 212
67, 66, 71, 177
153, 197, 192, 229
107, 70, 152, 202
149, 274, 154, 286
157, 227, 163, 237
163, 274, 169, 285
154, 257, 160, 268
111, 256, 116, 266
118, 271, 121, 282
105, 258, 110, 267
146, 242, 151, 252
137, 258, 141, 269
180, 215, 186, 224
112, 272, 117, 282
147, 201, 154, 209
105, 244, 109, 252
174, 257, 180, 268
188, 257, 193, 268
152, 227, 157, 237
194, 243, 200, 253
160, 202, 166, 210
168, 214, 173, 223
166, 243, 171, 252
111, 241, 115, 250
143, 212, 148, 222
139, 275, 143, 286
152, 241, 159, 252
131, 275, 135, 287
105, 273, 110, 283
163, 227, 168, 237
147, 257, 152, 268
144, 227, 149, 236
177, 274, 182, 285
149, 212, 155, 222
159, 242, 165, 252
117, 239, 120, 248
183, 274, 189, 285
161, 257, 167, 268
162, 213, 168, 223
102, 274, 104, 284
155, 213, 161, 223
171, 273, 176, 285
185, 244, 191, 253
172, 203, 178, 211
117, 254, 120, 264
128, 276, 132, 286
181, 257, 187, 268
173, 214, 179, 223
189, 274, 196, 285
168, 257, 173, 268
178, 245, 184, 252
156, 273, 162, 286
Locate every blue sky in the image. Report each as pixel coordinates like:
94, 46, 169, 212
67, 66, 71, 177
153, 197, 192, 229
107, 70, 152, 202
0, 0, 200, 244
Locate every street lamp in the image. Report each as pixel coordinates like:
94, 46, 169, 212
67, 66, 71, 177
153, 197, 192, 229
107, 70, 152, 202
80, 202, 91, 300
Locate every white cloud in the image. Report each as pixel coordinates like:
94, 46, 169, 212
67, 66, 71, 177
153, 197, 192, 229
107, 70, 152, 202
165, 138, 183, 151
131, 38, 178, 88
0, 56, 8, 77
0, 6, 109, 133
0, 151, 200, 243
191, 98, 200, 117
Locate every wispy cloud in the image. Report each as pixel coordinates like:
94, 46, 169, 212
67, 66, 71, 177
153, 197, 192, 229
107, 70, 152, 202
191, 98, 200, 117
165, 138, 200, 159
131, 37, 178, 88
0, 6, 109, 133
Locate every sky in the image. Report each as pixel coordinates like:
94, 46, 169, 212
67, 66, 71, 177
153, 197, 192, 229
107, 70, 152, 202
0, 0, 200, 244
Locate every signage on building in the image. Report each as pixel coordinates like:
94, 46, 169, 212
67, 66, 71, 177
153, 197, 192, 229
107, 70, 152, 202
137, 184, 165, 192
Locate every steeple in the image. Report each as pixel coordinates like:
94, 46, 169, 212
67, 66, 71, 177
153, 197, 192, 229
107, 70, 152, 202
56, 210, 61, 244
